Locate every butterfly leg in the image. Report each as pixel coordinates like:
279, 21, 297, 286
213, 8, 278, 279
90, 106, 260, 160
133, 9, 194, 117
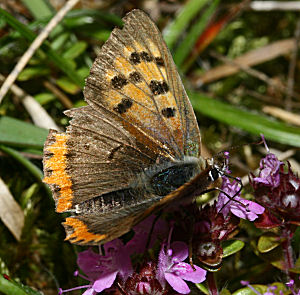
189, 232, 195, 271
117, 282, 127, 295
145, 211, 162, 250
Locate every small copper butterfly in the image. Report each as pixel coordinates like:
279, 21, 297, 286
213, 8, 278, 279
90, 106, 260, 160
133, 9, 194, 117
43, 9, 226, 245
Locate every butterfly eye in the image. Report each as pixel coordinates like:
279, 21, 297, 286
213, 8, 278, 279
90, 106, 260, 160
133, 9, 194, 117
208, 168, 220, 182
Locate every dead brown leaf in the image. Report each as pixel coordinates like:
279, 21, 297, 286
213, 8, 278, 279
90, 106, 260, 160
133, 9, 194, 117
196, 38, 295, 84
0, 178, 24, 241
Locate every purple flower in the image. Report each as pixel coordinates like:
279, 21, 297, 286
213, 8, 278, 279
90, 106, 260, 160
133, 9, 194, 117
250, 160, 300, 228
217, 177, 265, 221
157, 241, 206, 294
126, 215, 168, 254
252, 153, 284, 187
76, 239, 133, 294
250, 150, 300, 227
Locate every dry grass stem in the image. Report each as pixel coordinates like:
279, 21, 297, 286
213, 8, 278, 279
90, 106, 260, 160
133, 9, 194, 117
194, 39, 296, 85
44, 80, 73, 109
249, 1, 300, 11
209, 50, 300, 101
286, 19, 300, 110
0, 0, 80, 103
0, 74, 60, 130
262, 106, 300, 126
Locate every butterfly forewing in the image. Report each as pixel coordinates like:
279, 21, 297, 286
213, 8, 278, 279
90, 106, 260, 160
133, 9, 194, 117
124, 10, 201, 158
84, 10, 201, 159
43, 9, 202, 245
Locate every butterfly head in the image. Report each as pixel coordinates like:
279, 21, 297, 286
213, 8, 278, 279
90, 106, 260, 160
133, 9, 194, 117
206, 153, 229, 183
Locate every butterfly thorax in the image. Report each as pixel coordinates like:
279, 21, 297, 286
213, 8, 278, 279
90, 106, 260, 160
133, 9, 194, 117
139, 156, 207, 197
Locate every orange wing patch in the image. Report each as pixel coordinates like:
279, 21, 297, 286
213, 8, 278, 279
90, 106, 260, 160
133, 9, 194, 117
64, 217, 107, 244
43, 130, 74, 213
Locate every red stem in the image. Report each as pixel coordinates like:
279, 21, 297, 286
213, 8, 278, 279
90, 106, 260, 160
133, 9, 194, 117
207, 272, 218, 295
281, 225, 295, 280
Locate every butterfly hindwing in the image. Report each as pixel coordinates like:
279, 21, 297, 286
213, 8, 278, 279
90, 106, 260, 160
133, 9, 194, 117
63, 192, 161, 245
43, 105, 159, 212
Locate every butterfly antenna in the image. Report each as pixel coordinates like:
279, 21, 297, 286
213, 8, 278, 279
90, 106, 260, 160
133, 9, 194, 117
217, 173, 246, 214
214, 138, 264, 160
212, 138, 262, 213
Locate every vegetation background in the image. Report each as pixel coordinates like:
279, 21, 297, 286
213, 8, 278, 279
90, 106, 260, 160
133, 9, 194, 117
0, 0, 299, 294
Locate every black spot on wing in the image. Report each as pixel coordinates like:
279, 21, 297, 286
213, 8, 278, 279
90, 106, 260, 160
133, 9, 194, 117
129, 71, 142, 83
113, 98, 133, 114
155, 57, 164, 67
129, 52, 141, 65
140, 51, 153, 62
162, 107, 176, 118
111, 75, 128, 89
150, 80, 169, 95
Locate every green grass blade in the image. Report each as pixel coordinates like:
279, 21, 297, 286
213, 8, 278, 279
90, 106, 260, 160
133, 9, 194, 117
188, 90, 300, 147
163, 0, 209, 49
21, 0, 54, 20
65, 9, 123, 26
0, 8, 84, 88
0, 145, 43, 181
0, 8, 35, 41
0, 145, 51, 197
174, 0, 219, 69
0, 116, 48, 150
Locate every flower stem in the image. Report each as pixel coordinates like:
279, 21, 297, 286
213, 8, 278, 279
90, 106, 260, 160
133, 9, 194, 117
281, 225, 295, 280
207, 272, 218, 295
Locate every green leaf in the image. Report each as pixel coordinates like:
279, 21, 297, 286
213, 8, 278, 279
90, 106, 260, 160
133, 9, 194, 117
220, 289, 232, 295
34, 93, 56, 105
0, 116, 48, 150
222, 240, 245, 257
164, 0, 209, 49
73, 100, 87, 108
257, 233, 281, 253
195, 283, 209, 295
0, 275, 42, 295
77, 66, 90, 81
50, 32, 70, 51
56, 77, 80, 94
174, 0, 219, 68
233, 285, 269, 295
63, 41, 88, 60
288, 256, 300, 274
233, 283, 287, 295
84, 29, 111, 41
188, 90, 300, 147
65, 9, 123, 27
253, 242, 285, 271
0, 8, 84, 88
18, 67, 50, 81
20, 183, 40, 208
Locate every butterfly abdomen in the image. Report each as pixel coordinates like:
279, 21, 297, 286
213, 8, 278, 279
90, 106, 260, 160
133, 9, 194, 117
74, 187, 147, 214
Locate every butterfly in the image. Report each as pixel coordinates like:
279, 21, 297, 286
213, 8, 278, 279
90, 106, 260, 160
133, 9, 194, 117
43, 9, 225, 245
